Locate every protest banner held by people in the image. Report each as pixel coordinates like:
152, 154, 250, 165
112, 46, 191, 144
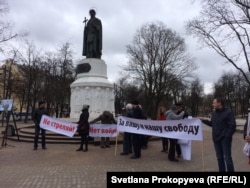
90, 111, 117, 148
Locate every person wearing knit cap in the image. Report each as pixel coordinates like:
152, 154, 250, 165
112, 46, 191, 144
165, 103, 185, 162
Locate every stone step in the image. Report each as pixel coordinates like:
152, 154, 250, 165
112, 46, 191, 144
3, 125, 92, 144
2, 125, 125, 145
2, 125, 161, 145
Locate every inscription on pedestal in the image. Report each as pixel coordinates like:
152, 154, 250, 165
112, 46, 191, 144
76, 63, 91, 74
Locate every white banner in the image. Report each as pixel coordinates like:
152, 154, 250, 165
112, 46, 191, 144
40, 115, 78, 137
117, 116, 203, 141
89, 124, 118, 137
178, 140, 192, 160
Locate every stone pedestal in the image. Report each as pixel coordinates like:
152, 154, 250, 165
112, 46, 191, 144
70, 58, 114, 120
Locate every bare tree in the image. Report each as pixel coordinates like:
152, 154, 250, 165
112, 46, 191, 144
186, 0, 250, 86
189, 78, 203, 116
15, 40, 44, 122
213, 71, 249, 116
125, 21, 197, 118
114, 76, 141, 115
0, 0, 17, 52
53, 42, 74, 118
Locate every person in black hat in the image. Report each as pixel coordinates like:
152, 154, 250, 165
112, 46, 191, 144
76, 104, 90, 152
32, 101, 49, 150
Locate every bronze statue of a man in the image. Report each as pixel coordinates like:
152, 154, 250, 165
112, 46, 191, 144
82, 9, 102, 59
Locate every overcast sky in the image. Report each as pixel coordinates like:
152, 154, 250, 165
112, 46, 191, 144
5, 0, 235, 94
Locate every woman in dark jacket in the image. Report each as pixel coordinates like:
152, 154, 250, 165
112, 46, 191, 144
76, 104, 90, 152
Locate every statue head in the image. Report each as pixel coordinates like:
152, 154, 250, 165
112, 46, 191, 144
89, 9, 96, 17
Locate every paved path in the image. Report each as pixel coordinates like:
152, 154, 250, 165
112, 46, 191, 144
0, 120, 249, 188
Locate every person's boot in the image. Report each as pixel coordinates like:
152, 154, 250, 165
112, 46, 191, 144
83, 144, 88, 152
76, 144, 83, 151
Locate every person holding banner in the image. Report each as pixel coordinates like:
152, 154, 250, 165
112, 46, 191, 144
175, 102, 189, 158
130, 100, 145, 159
32, 101, 49, 150
165, 104, 185, 162
201, 96, 236, 172
120, 103, 133, 155
156, 105, 169, 153
76, 104, 90, 152
90, 110, 117, 148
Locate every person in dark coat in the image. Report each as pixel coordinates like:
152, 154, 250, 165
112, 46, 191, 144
90, 111, 117, 148
76, 104, 90, 152
130, 100, 145, 159
201, 96, 236, 172
120, 103, 133, 155
32, 101, 49, 150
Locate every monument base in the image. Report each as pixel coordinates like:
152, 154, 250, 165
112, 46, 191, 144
70, 58, 115, 120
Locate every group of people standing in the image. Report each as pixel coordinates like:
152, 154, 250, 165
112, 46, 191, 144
32, 96, 241, 172
156, 103, 187, 162
76, 105, 117, 151
31, 100, 186, 162
120, 100, 147, 159
75, 99, 148, 159
120, 101, 186, 161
